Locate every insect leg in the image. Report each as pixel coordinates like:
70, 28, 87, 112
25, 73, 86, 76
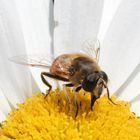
63, 83, 74, 101
74, 92, 79, 118
63, 83, 74, 100
75, 86, 82, 110
90, 85, 104, 110
64, 83, 74, 87
63, 85, 82, 117
75, 86, 82, 92
90, 84, 104, 110
63, 83, 75, 117
90, 93, 97, 110
41, 72, 69, 98
41, 72, 69, 82
73, 87, 81, 118
105, 85, 117, 105
99, 78, 117, 105
41, 72, 52, 98
63, 85, 72, 117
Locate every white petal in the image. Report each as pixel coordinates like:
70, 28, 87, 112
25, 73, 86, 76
100, 0, 140, 97
54, 0, 103, 56
15, 0, 52, 54
98, 0, 122, 42
131, 101, 140, 116
0, 111, 6, 122
14, 0, 54, 92
0, 88, 11, 115
0, 0, 39, 110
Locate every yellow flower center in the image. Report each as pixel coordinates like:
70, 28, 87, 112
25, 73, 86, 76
0, 88, 140, 140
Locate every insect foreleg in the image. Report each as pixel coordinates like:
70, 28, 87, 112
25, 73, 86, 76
74, 91, 79, 118
75, 86, 82, 92
64, 83, 74, 87
90, 93, 98, 110
63, 85, 82, 117
73, 87, 82, 118
99, 78, 116, 105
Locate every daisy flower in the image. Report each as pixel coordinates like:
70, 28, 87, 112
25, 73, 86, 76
0, 0, 140, 139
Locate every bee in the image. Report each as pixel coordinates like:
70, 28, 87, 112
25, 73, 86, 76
44, 53, 115, 107
10, 41, 115, 116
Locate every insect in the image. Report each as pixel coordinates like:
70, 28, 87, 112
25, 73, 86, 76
48, 53, 115, 107
10, 40, 115, 116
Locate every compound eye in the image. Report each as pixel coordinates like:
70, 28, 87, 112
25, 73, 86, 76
87, 73, 97, 81
98, 71, 108, 82
82, 74, 99, 92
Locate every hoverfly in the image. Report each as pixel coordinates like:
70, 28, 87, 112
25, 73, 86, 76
10, 39, 115, 117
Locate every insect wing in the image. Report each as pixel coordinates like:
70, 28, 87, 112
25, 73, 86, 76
80, 38, 100, 63
9, 54, 54, 68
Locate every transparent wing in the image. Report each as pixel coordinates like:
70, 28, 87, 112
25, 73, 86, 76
80, 38, 100, 63
9, 54, 54, 68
